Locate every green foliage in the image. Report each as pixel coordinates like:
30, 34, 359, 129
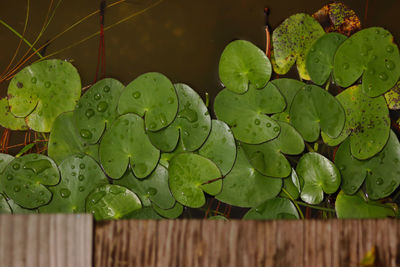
243, 198, 299, 220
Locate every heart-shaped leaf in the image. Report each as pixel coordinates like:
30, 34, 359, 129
86, 184, 142, 221
48, 111, 99, 164
198, 120, 236, 176
0, 154, 59, 208
168, 153, 222, 208
270, 78, 305, 122
0, 98, 28, 130
152, 202, 183, 219
312, 3, 361, 36
216, 146, 282, 208
384, 80, 400, 110
8, 59, 81, 132
39, 155, 109, 213
306, 33, 347, 85
333, 27, 400, 97
124, 207, 162, 219
148, 83, 211, 152
335, 190, 396, 219
280, 169, 301, 200
322, 85, 390, 159
99, 113, 160, 179
335, 131, 400, 199
290, 84, 345, 142
271, 13, 325, 80
214, 83, 285, 144
114, 165, 175, 209
8, 199, 37, 214
243, 197, 299, 220
296, 152, 341, 205
73, 78, 124, 144
118, 72, 178, 131
242, 121, 304, 178
218, 40, 272, 94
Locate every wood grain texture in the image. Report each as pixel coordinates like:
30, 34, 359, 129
0, 214, 92, 267
94, 219, 400, 267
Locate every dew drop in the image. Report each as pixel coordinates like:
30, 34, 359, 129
31, 77, 37, 84
12, 163, 20, 170
378, 72, 388, 81
94, 93, 101, 100
6, 175, 13, 180
79, 163, 85, 169
75, 103, 81, 109
266, 123, 271, 128
178, 103, 198, 122
13, 185, 21, 192
110, 186, 124, 195
343, 63, 349, 70
149, 122, 157, 130
80, 129, 92, 139
97, 101, 108, 112
90, 191, 106, 204
132, 92, 141, 99
85, 109, 95, 118
183, 131, 189, 136
376, 177, 384, 185
160, 113, 167, 125
386, 45, 394, 53
45, 81, 51, 88
385, 60, 395, 70
167, 97, 174, 104
103, 86, 110, 92
78, 186, 85, 192
71, 165, 75, 169
375, 29, 380, 34
147, 187, 157, 196
273, 126, 279, 132
254, 119, 261, 125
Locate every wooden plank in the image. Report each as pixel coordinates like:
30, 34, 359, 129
0, 214, 92, 267
94, 219, 400, 267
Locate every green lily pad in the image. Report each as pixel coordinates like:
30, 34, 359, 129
114, 165, 175, 209
159, 139, 187, 168
86, 184, 142, 221
168, 153, 222, 208
152, 202, 183, 219
118, 72, 178, 131
208, 215, 228, 221
242, 121, 304, 178
290, 84, 345, 142
335, 190, 396, 219
270, 78, 305, 122
0, 194, 11, 213
0, 98, 28, 130
8, 199, 37, 214
322, 85, 390, 159
39, 155, 109, 213
333, 27, 400, 97
335, 131, 400, 199
243, 197, 299, 220
198, 120, 236, 176
214, 83, 285, 144
218, 40, 272, 94
296, 152, 341, 205
384, 80, 400, 110
280, 169, 301, 200
48, 112, 99, 164
148, 83, 211, 152
216, 146, 282, 208
99, 113, 160, 179
0, 153, 14, 174
0, 154, 59, 209
124, 207, 162, 219
271, 13, 325, 80
8, 59, 81, 132
306, 33, 347, 85
73, 78, 125, 144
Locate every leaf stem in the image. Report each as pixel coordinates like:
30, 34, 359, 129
281, 188, 305, 219
294, 200, 336, 213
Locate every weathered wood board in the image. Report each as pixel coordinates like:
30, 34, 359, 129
0, 214, 92, 267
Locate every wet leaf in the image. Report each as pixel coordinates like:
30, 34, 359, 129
335, 131, 400, 199
8, 59, 81, 132
73, 78, 125, 144
48, 112, 99, 165
296, 152, 341, 205
242, 121, 304, 178
0, 153, 14, 173
8, 199, 37, 214
384, 80, 400, 110
86, 184, 142, 221
99, 113, 160, 179
271, 13, 325, 80
159, 139, 187, 169
216, 146, 282, 208
243, 197, 299, 220
290, 84, 345, 142
333, 27, 400, 97
280, 169, 301, 200
214, 83, 285, 144
0, 154, 59, 209
219, 40, 272, 94
208, 215, 228, 221
0, 98, 28, 130
198, 120, 236, 176
312, 3, 361, 36
148, 83, 211, 152
270, 78, 305, 122
152, 202, 183, 219
168, 153, 222, 208
0, 194, 11, 214
124, 206, 162, 219
39, 155, 109, 213
322, 85, 390, 159
118, 72, 178, 131
114, 165, 175, 210
306, 32, 347, 85
335, 190, 396, 219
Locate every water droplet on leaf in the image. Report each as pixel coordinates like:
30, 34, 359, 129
80, 129, 92, 139
13, 185, 20, 192
103, 86, 110, 92
385, 60, 395, 70
31, 77, 37, 84
132, 92, 141, 99
45, 81, 51, 88
378, 73, 388, 81
376, 177, 384, 185
147, 187, 157, 196
94, 93, 101, 100
97, 101, 108, 112
12, 163, 20, 170
254, 119, 260, 125
85, 109, 95, 118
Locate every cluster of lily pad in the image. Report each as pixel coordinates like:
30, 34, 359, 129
0, 8, 400, 220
